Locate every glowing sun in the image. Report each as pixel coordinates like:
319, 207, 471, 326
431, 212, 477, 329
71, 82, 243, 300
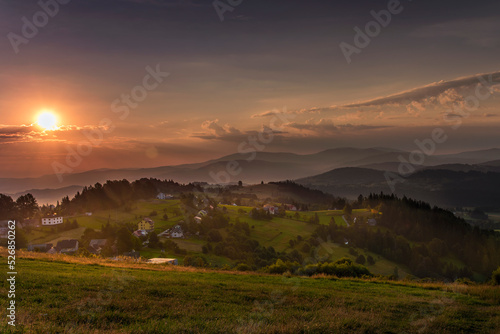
37, 111, 58, 130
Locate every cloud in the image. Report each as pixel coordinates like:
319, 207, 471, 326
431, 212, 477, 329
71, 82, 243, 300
192, 119, 244, 140
251, 106, 325, 118
286, 118, 389, 135
342, 71, 500, 109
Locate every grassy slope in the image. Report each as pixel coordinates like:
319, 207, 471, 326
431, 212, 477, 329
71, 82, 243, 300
23, 200, 415, 277
0, 251, 499, 334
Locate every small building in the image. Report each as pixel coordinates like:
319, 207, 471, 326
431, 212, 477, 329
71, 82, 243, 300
56, 239, 79, 254
170, 225, 184, 238
133, 230, 147, 238
263, 204, 279, 215
42, 216, 64, 226
28, 243, 53, 252
160, 225, 184, 238
194, 216, 202, 224
157, 193, 166, 200
285, 204, 297, 211
367, 218, 377, 226
197, 210, 208, 217
85, 212, 93, 216
138, 218, 154, 232
148, 258, 178, 265
88, 239, 108, 254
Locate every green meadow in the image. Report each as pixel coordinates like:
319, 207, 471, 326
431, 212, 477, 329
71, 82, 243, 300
0, 251, 499, 334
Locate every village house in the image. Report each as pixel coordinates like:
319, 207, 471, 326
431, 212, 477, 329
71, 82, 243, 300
157, 193, 174, 200
28, 243, 53, 252
133, 230, 147, 238
56, 239, 79, 254
138, 218, 154, 231
42, 216, 64, 226
159, 225, 184, 238
263, 204, 279, 215
88, 239, 108, 254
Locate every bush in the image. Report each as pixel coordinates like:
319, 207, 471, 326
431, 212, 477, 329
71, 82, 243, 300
367, 255, 375, 265
235, 263, 251, 271
184, 255, 208, 267
492, 267, 500, 285
356, 255, 366, 265
349, 248, 358, 256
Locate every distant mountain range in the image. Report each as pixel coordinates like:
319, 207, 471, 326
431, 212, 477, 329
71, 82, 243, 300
2, 147, 500, 206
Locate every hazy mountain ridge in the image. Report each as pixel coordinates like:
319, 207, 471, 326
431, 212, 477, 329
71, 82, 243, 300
1, 147, 500, 205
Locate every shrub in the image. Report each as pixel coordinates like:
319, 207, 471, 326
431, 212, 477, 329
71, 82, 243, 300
235, 263, 251, 271
356, 255, 366, 265
492, 267, 500, 285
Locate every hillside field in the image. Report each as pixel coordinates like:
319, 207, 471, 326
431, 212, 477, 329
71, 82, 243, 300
23, 200, 409, 277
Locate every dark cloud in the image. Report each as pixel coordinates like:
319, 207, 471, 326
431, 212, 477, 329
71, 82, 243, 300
286, 118, 389, 135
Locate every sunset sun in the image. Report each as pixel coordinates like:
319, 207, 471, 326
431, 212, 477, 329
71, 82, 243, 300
37, 111, 58, 130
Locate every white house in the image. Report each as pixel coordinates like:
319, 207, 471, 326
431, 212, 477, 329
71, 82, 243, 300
42, 216, 63, 226
157, 193, 166, 200
170, 225, 184, 238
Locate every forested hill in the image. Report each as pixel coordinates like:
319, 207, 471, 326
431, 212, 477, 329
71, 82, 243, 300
315, 194, 500, 280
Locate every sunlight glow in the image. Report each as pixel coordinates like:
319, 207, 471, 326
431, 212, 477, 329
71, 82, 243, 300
37, 111, 58, 130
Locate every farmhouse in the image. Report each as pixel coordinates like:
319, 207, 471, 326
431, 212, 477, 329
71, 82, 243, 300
133, 230, 147, 238
157, 193, 174, 200
56, 239, 79, 254
138, 218, 154, 231
88, 239, 108, 254
160, 225, 184, 238
42, 216, 64, 226
28, 243, 53, 252
263, 204, 279, 215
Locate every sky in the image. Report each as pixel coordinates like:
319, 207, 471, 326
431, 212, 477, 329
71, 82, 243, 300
0, 0, 500, 178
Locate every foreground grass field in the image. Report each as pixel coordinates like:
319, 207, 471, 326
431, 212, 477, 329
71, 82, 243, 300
1, 250, 499, 333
